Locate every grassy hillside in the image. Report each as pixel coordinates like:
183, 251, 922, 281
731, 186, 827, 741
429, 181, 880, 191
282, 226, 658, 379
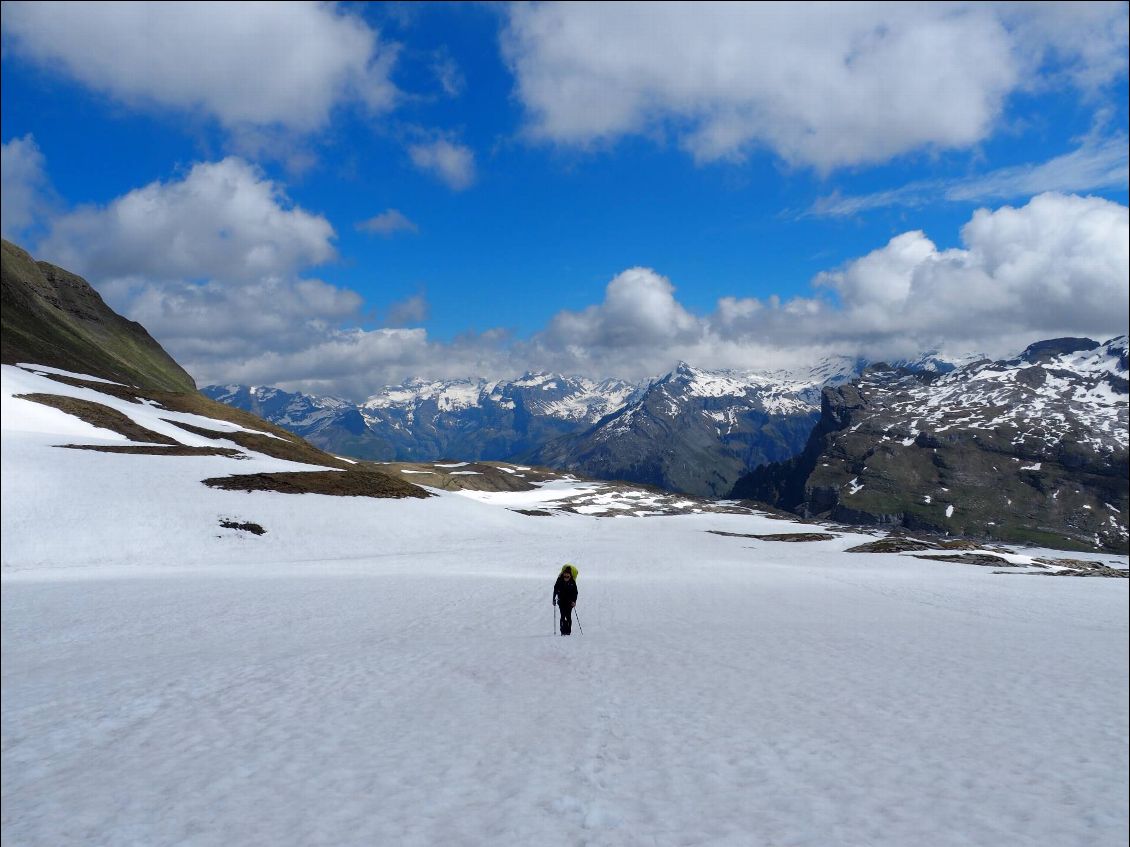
1, 239, 196, 393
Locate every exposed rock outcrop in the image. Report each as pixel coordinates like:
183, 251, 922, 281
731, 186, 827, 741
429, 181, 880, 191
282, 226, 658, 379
732, 338, 1129, 553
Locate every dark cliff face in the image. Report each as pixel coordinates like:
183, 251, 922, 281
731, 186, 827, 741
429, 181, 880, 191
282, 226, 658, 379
731, 340, 1129, 553
1, 239, 196, 393
730, 383, 867, 511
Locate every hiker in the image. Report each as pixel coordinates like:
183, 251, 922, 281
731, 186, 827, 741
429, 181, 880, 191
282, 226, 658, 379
552, 564, 578, 636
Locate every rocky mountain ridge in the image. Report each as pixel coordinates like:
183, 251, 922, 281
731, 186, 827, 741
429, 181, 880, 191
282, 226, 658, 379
525, 362, 835, 497
731, 336, 1129, 553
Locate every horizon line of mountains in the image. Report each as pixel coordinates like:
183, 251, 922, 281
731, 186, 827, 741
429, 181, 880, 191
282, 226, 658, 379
4, 236, 1126, 553
204, 335, 1129, 555
203, 353, 946, 498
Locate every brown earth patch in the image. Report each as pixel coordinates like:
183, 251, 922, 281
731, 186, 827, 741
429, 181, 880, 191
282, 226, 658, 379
913, 552, 1017, 567
753, 533, 839, 542
203, 467, 430, 499
935, 539, 985, 550
512, 509, 554, 516
847, 536, 1015, 554
1035, 566, 1128, 578
35, 373, 154, 404
1028, 558, 1129, 578
846, 538, 939, 553
707, 530, 838, 542
168, 419, 348, 468
60, 444, 244, 457
17, 393, 179, 444
38, 372, 352, 467
379, 461, 560, 492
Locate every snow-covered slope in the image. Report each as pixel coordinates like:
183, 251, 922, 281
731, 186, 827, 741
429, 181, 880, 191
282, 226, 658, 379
882, 337, 1127, 456
3, 362, 1128, 847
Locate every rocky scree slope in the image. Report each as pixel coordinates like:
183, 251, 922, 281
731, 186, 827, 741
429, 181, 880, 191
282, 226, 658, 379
731, 337, 1129, 553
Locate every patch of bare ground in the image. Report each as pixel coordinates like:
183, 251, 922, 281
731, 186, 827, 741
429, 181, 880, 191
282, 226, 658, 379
37, 371, 346, 457
219, 519, 266, 535
707, 530, 838, 542
1022, 558, 1129, 578
846, 538, 940, 553
379, 461, 562, 492
913, 552, 1019, 567
935, 539, 986, 550
60, 444, 244, 457
167, 420, 350, 468
847, 535, 1010, 554
16, 393, 179, 444
512, 509, 554, 517
35, 372, 156, 402
202, 467, 430, 499
23, 374, 358, 470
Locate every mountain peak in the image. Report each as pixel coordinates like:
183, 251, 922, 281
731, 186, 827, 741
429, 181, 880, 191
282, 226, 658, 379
1020, 337, 1099, 363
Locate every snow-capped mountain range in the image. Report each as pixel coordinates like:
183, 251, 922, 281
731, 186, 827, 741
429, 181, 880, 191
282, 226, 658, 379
204, 373, 646, 463
204, 352, 969, 497
204, 359, 865, 493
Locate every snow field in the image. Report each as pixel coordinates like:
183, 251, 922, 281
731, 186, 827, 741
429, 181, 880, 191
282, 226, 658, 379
3, 364, 1128, 846
4, 510, 1128, 846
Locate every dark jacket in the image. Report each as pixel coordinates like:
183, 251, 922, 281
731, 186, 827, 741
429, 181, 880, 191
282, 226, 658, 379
553, 574, 578, 607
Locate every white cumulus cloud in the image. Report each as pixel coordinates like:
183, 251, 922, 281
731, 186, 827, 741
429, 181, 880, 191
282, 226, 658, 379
502, 2, 1128, 170
30, 157, 377, 387
39, 158, 336, 283
522, 193, 1129, 379
543, 268, 701, 351
357, 209, 419, 237
1, 1, 398, 131
408, 139, 476, 190
21, 153, 1129, 396
811, 192, 1130, 351
1, 134, 51, 241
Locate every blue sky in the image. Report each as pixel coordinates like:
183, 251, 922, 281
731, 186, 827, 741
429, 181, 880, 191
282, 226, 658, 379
2, 2, 1128, 398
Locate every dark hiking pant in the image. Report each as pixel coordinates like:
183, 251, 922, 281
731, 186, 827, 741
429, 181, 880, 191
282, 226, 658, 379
559, 605, 573, 635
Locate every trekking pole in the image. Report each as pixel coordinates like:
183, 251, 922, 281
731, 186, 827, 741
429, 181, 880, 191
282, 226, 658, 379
574, 608, 583, 635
